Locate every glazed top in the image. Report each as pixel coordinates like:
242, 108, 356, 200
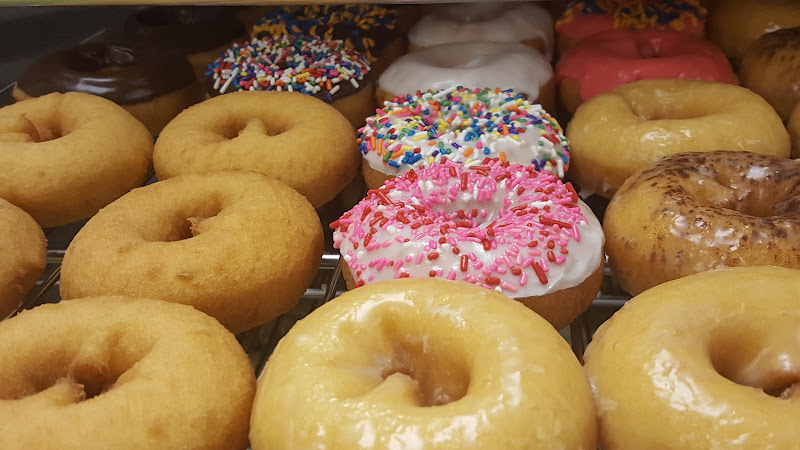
125, 6, 246, 54
16, 43, 196, 104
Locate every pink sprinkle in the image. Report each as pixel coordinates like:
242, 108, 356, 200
519, 272, 527, 286
501, 282, 518, 293
415, 253, 424, 264
447, 270, 457, 280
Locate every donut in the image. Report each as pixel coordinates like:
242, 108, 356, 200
566, 79, 790, 198
250, 4, 406, 76
0, 198, 46, 319
359, 87, 568, 190
0, 296, 254, 449
13, 43, 203, 136
707, 0, 800, 64
376, 42, 555, 111
556, 0, 706, 52
0, 92, 153, 227
332, 158, 604, 330
206, 35, 374, 127
556, 29, 735, 115
250, 278, 598, 449
408, 2, 554, 59
740, 27, 800, 120
153, 90, 358, 208
60, 171, 323, 334
604, 151, 800, 296
124, 6, 246, 82
584, 266, 800, 448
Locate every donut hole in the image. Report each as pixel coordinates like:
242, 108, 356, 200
163, 203, 223, 242
378, 335, 470, 407
628, 101, 708, 121
218, 117, 288, 140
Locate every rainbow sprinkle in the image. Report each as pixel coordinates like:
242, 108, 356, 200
252, 5, 398, 62
332, 158, 600, 295
207, 35, 370, 102
557, 0, 706, 31
359, 87, 569, 178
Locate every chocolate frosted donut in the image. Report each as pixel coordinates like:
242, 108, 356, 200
13, 43, 201, 135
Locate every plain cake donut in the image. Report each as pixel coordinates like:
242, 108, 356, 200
0, 92, 153, 227
0, 296, 255, 449
604, 151, 800, 296
566, 79, 790, 198
60, 171, 323, 334
0, 198, 46, 319
585, 266, 800, 449
250, 278, 598, 449
153, 90, 358, 208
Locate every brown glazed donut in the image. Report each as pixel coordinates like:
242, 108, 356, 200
740, 27, 800, 121
0, 92, 153, 228
13, 43, 202, 136
604, 151, 800, 296
0, 296, 255, 449
0, 198, 46, 319
154, 91, 359, 208
60, 171, 323, 334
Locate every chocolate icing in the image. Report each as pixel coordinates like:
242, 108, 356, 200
125, 6, 246, 55
16, 43, 196, 105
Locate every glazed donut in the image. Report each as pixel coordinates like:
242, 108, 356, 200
0, 92, 153, 227
567, 79, 790, 198
124, 6, 246, 82
376, 42, 554, 111
332, 158, 604, 330
604, 151, 800, 296
0, 198, 46, 319
207, 35, 375, 127
556, 0, 706, 52
740, 27, 800, 121
360, 87, 568, 190
556, 29, 735, 114
250, 4, 406, 76
13, 43, 203, 136
60, 171, 323, 334
408, 2, 554, 59
153, 90, 358, 208
0, 296, 254, 449
585, 266, 800, 448
707, 0, 800, 64
250, 278, 598, 449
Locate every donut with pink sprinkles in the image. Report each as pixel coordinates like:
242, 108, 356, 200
332, 158, 604, 326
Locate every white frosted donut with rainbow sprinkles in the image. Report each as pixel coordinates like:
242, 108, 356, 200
358, 86, 569, 189
332, 158, 604, 329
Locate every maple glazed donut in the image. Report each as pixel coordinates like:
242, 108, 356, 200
740, 27, 800, 121
585, 266, 800, 449
0, 198, 46, 319
604, 151, 800, 296
60, 171, 323, 334
567, 79, 790, 198
250, 278, 598, 449
408, 2, 554, 58
332, 159, 604, 330
556, 0, 706, 52
13, 43, 203, 136
0, 92, 153, 227
0, 296, 255, 449
360, 87, 568, 190
376, 42, 554, 110
556, 29, 735, 114
154, 90, 358, 208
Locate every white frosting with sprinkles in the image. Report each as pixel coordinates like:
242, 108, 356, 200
332, 158, 604, 298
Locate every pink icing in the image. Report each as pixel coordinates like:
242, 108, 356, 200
555, 29, 736, 102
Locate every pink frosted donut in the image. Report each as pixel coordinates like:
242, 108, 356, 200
331, 158, 605, 329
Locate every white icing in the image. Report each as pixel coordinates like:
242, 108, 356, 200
409, 2, 554, 59
378, 41, 553, 102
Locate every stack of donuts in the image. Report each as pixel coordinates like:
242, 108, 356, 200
3, 1, 800, 448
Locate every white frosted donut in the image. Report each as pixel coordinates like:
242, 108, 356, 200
409, 2, 554, 59
376, 42, 553, 108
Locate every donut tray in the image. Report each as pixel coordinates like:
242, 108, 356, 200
13, 174, 631, 374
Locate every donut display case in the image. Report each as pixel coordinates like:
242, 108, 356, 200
3, 0, 800, 447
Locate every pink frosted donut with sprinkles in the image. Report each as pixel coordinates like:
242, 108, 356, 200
358, 86, 569, 190
331, 158, 605, 329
